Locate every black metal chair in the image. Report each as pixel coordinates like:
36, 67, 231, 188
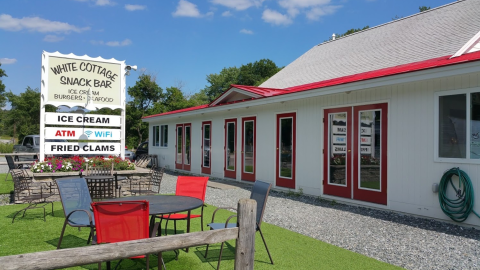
55, 177, 95, 249
82, 163, 121, 200
5, 155, 22, 181
129, 166, 164, 196
11, 169, 54, 223
204, 180, 274, 270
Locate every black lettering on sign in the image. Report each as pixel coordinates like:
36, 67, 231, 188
92, 91, 99, 95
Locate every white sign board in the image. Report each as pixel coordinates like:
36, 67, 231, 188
332, 126, 347, 134
360, 146, 372, 154
45, 127, 121, 140
332, 145, 347, 154
42, 52, 124, 109
45, 142, 121, 155
332, 135, 347, 144
360, 127, 372, 135
45, 112, 121, 127
360, 136, 372, 145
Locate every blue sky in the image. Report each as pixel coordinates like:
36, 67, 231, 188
0, 0, 455, 102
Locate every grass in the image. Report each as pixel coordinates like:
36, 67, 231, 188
0, 173, 13, 194
0, 142, 14, 153
0, 173, 403, 270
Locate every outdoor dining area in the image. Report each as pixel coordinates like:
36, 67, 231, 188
2, 161, 275, 270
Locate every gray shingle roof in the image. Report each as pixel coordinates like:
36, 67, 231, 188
260, 0, 480, 89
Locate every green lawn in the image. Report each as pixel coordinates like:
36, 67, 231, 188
0, 173, 403, 270
0, 173, 13, 194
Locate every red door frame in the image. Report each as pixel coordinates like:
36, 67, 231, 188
201, 121, 211, 175
353, 103, 388, 205
175, 123, 191, 171
224, 118, 237, 179
276, 112, 296, 189
323, 107, 352, 199
241, 117, 256, 182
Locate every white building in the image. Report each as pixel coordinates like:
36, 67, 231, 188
143, 0, 480, 227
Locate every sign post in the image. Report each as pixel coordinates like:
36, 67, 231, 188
40, 51, 130, 161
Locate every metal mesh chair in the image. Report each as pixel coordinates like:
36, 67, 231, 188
5, 155, 22, 181
204, 180, 274, 270
56, 177, 95, 249
11, 169, 54, 223
83, 163, 120, 200
91, 200, 165, 270
129, 166, 164, 196
159, 176, 209, 236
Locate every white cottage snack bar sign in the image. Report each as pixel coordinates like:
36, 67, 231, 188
42, 52, 125, 109
39, 51, 129, 160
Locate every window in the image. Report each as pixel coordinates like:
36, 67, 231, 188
153, 125, 168, 147
437, 90, 480, 161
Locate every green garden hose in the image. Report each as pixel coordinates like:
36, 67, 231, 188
439, 167, 480, 222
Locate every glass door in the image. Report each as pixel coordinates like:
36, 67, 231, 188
201, 121, 211, 174
353, 104, 388, 204
242, 117, 256, 182
323, 107, 352, 199
224, 118, 237, 179
276, 112, 296, 189
323, 103, 388, 205
175, 123, 191, 171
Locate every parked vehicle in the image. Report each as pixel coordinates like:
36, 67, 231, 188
133, 141, 149, 160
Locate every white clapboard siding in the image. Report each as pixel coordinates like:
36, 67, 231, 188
148, 70, 480, 227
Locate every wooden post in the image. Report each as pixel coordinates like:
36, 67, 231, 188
235, 198, 256, 270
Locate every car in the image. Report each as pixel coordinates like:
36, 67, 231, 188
124, 149, 134, 161
133, 141, 149, 160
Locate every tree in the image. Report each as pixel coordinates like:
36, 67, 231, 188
202, 59, 281, 101
203, 66, 240, 102
328, 26, 370, 41
126, 74, 163, 147
419, 6, 431, 12
5, 87, 56, 141
0, 63, 7, 108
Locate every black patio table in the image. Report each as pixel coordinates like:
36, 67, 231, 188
105, 195, 204, 252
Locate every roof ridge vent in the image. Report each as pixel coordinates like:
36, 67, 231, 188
332, 33, 336, 40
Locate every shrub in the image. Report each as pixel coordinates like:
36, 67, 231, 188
31, 156, 135, 173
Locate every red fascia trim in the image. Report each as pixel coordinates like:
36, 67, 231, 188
286, 51, 480, 92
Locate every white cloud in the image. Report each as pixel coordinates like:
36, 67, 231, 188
125, 4, 146, 11
43, 35, 64, 42
173, 0, 213, 18
262, 9, 292, 25
106, 39, 132, 46
173, 0, 202, 17
0, 58, 17, 65
0, 14, 89, 33
240, 28, 253, 34
95, 0, 115, 6
222, 11, 233, 17
91, 39, 132, 46
305, 5, 341, 20
211, 0, 264, 11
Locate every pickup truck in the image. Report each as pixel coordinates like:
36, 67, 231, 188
13, 135, 66, 160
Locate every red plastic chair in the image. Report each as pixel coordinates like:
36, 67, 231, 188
161, 176, 209, 235
91, 200, 165, 270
